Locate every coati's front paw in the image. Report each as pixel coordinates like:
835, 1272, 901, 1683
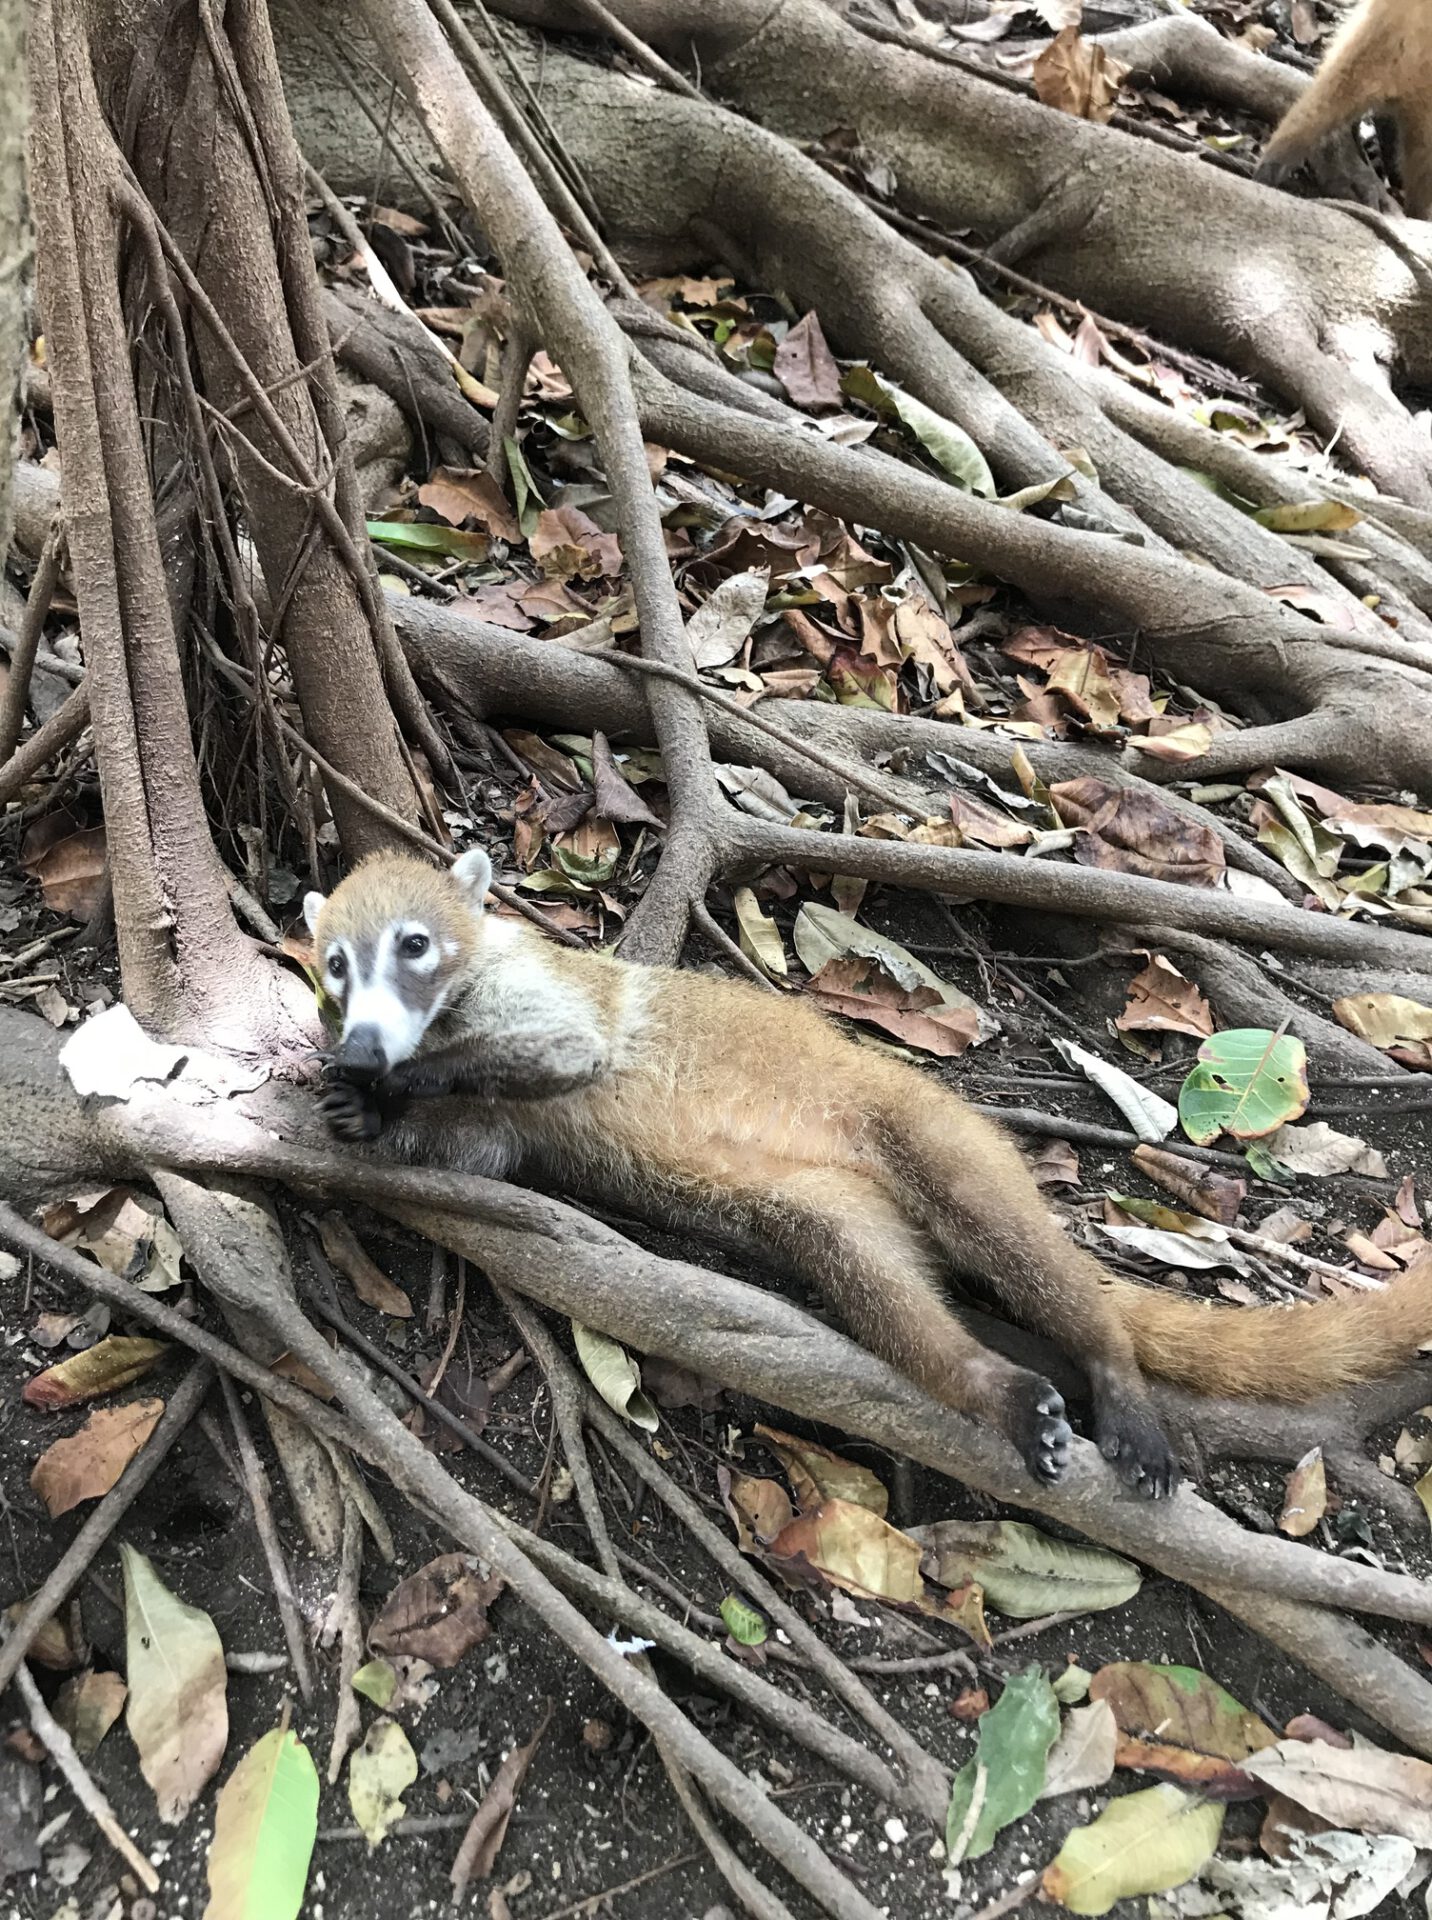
319, 1079, 384, 1142
1095, 1396, 1179, 1501
1006, 1376, 1073, 1486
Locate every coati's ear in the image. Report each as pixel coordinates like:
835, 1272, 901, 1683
303, 891, 326, 937
451, 847, 492, 909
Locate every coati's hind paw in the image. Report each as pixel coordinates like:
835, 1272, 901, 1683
1096, 1398, 1179, 1501
319, 1080, 384, 1142
1007, 1376, 1073, 1485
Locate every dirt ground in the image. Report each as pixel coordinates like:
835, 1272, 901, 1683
2, 884, 1431, 1920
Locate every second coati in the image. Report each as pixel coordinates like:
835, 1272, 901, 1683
305, 849, 1432, 1499
1256, 0, 1432, 218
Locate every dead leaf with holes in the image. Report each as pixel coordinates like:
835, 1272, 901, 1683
1116, 957, 1214, 1039
1032, 27, 1128, 120
368, 1554, 504, 1669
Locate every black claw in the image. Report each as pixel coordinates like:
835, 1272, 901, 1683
1008, 1375, 1074, 1486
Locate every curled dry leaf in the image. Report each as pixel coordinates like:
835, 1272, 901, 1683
1050, 779, 1225, 887
416, 465, 521, 543
756, 1425, 889, 1516
450, 1703, 552, 1897
803, 955, 980, 1057
589, 732, 664, 829
122, 1544, 229, 1823
733, 886, 788, 979
1332, 992, 1432, 1070
1242, 1739, 1432, 1847
1129, 1144, 1245, 1225
31, 1399, 164, 1517
1278, 1446, 1328, 1537
23, 1335, 168, 1410
766, 1497, 926, 1605
43, 1186, 182, 1293
1089, 1661, 1275, 1798
1053, 1039, 1177, 1142
1116, 957, 1214, 1039
571, 1323, 659, 1430
52, 1669, 127, 1756
1253, 1119, 1387, 1178
368, 1553, 504, 1669
1032, 26, 1129, 120
316, 1213, 412, 1319
719, 1468, 795, 1550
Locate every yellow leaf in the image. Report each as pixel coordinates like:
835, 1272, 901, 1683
1042, 1783, 1224, 1913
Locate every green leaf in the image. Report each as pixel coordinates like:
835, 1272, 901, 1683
1042, 1783, 1225, 1914
571, 1324, 659, 1431
365, 519, 489, 561
203, 1726, 318, 1920
348, 1718, 417, 1849
910, 1520, 1141, 1619
733, 887, 787, 979
552, 843, 619, 889
840, 365, 995, 496
122, 1544, 228, 1823
719, 1596, 768, 1646
504, 436, 545, 538
945, 1665, 1060, 1862
1053, 1664, 1093, 1705
351, 1660, 398, 1709
1177, 1028, 1309, 1145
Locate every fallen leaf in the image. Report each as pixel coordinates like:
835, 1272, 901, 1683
1332, 993, 1432, 1066
1253, 1119, 1387, 1179
1129, 722, 1213, 763
1053, 1038, 1178, 1142
1098, 1222, 1249, 1272
720, 1469, 795, 1550
803, 954, 980, 1057
733, 886, 788, 979
686, 567, 770, 670
351, 1660, 398, 1709
773, 311, 843, 412
640, 1356, 722, 1411
316, 1213, 412, 1318
368, 1553, 503, 1669
1040, 1699, 1117, 1800
1043, 1783, 1224, 1913
713, 763, 805, 823
720, 1596, 768, 1646
1254, 498, 1362, 533
1050, 779, 1224, 887
571, 1324, 659, 1430
767, 1498, 925, 1604
756, 1426, 889, 1516
1129, 1144, 1245, 1224
1046, 646, 1122, 730
1089, 1662, 1275, 1797
841, 364, 995, 495
1276, 1445, 1328, 1539
31, 1400, 164, 1517
203, 1724, 318, 1920
348, 1718, 418, 1849
1029, 1138, 1081, 1187
1242, 1739, 1432, 1846
950, 1687, 990, 1721
945, 1666, 1060, 1861
21, 824, 108, 919
1171, 1829, 1418, 1919
122, 1543, 228, 1823
23, 1336, 168, 1410
1032, 26, 1129, 120
589, 732, 664, 829
946, 790, 1032, 848
1053, 1663, 1093, 1705
368, 517, 488, 562
1116, 958, 1214, 1039
909, 1519, 1141, 1617
1178, 1029, 1309, 1144
450, 1703, 551, 1896
416, 466, 521, 543
42, 1187, 182, 1293
530, 505, 622, 581
51, 1670, 127, 1756
794, 901, 992, 1037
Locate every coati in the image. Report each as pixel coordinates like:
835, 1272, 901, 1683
1255, 0, 1432, 219
305, 849, 1432, 1498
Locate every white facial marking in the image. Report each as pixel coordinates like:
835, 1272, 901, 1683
324, 937, 355, 996
396, 921, 440, 976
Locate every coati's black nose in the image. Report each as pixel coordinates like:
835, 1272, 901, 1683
334, 1024, 388, 1079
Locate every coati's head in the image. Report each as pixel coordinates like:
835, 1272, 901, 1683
303, 847, 492, 1079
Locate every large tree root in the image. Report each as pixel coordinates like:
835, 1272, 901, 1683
5, 1006, 1432, 1757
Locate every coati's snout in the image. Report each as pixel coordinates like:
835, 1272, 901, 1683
332, 1022, 390, 1080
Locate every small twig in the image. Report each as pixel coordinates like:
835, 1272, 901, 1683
13, 1660, 160, 1892
319, 1812, 477, 1843
0, 681, 89, 804
0, 1361, 212, 1702
219, 1371, 316, 1701
967, 1877, 1041, 1920
485, 323, 534, 495
0, 521, 65, 764
326, 1498, 366, 1784
531, 1847, 704, 1920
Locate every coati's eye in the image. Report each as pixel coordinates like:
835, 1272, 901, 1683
326, 950, 347, 981
401, 932, 430, 960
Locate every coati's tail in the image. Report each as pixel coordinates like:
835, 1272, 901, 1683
1106, 1256, 1432, 1400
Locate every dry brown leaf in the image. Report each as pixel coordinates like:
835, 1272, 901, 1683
1032, 26, 1129, 120
22, 1336, 168, 1410
1045, 645, 1122, 729
756, 1425, 889, 1516
530, 505, 622, 581
768, 1497, 926, 1604
1278, 1446, 1327, 1538
720, 1468, 795, 1550
30, 1399, 164, 1518
1030, 1138, 1081, 1188
1115, 957, 1214, 1039
368, 1553, 504, 1669
1242, 1740, 1432, 1846
589, 732, 664, 829
803, 955, 980, 1057
1129, 1144, 1245, 1225
1090, 1661, 1275, 1797
416, 466, 521, 543
1129, 722, 1213, 763
317, 1212, 412, 1319
946, 791, 1032, 849
450, 1703, 551, 1898
773, 310, 843, 412
51, 1670, 127, 1756
1332, 993, 1432, 1064
20, 824, 108, 919
1050, 778, 1225, 886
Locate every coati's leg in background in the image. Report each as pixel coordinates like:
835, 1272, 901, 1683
879, 1096, 1180, 1498
1394, 106, 1432, 220
1255, 18, 1390, 200
740, 1169, 1074, 1485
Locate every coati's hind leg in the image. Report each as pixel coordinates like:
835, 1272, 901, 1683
882, 1106, 1179, 1498
742, 1170, 1074, 1486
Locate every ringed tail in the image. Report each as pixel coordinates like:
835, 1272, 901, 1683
1106, 1255, 1432, 1400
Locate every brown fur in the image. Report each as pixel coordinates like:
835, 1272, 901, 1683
1257, 0, 1432, 217
311, 857, 1432, 1490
